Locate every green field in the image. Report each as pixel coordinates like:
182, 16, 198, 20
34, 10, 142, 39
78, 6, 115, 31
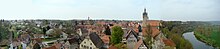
194, 25, 220, 47
210, 30, 220, 46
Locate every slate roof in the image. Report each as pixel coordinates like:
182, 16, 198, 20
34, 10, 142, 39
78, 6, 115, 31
79, 28, 89, 40
67, 35, 80, 44
89, 32, 104, 48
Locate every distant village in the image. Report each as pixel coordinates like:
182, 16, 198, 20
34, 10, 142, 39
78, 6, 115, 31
0, 9, 176, 49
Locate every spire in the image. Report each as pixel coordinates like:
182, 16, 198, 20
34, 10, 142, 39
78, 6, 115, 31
144, 8, 146, 12
143, 8, 147, 15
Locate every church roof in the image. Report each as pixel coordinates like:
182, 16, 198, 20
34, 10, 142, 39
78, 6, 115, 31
162, 39, 176, 47
142, 20, 161, 37
146, 20, 161, 27
151, 27, 161, 37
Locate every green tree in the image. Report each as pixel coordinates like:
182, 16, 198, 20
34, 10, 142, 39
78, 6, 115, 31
144, 25, 153, 49
111, 26, 124, 45
0, 23, 10, 42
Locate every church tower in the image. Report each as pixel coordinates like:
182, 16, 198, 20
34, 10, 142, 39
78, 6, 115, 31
142, 8, 148, 36
143, 8, 148, 21
142, 8, 148, 27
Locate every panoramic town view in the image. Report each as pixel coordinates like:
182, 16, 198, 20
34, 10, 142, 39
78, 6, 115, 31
0, 0, 220, 49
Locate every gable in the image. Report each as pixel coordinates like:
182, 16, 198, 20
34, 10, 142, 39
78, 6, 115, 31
80, 38, 97, 48
127, 34, 137, 41
134, 39, 148, 49
126, 30, 139, 40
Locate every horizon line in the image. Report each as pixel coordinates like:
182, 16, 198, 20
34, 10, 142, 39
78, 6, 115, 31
1, 18, 219, 21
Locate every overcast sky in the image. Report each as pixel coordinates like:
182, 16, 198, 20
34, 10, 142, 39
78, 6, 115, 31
0, 0, 219, 21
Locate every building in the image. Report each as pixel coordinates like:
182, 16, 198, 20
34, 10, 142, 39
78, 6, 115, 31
79, 32, 105, 49
162, 39, 176, 49
123, 30, 139, 49
141, 8, 176, 49
141, 8, 162, 37
101, 35, 110, 48
134, 39, 148, 49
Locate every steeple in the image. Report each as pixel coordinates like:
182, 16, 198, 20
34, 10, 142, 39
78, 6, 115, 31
143, 8, 147, 15
143, 8, 148, 21
142, 8, 148, 27
144, 8, 146, 12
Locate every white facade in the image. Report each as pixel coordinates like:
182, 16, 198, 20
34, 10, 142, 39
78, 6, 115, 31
80, 38, 98, 49
126, 34, 138, 49
77, 28, 83, 36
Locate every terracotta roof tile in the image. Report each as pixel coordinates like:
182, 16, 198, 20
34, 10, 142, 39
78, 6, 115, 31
162, 39, 176, 47
101, 35, 110, 44
134, 39, 143, 49
146, 20, 161, 26
152, 27, 160, 37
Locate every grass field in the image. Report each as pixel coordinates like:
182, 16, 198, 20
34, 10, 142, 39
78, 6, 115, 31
210, 30, 220, 47
194, 26, 220, 47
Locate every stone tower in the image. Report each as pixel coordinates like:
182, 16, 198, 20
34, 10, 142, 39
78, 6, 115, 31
142, 8, 148, 27
142, 8, 148, 36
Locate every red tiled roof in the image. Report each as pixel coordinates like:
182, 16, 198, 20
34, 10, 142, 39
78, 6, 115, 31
151, 27, 160, 37
134, 39, 144, 49
146, 20, 161, 26
101, 35, 110, 44
142, 20, 161, 37
162, 39, 176, 47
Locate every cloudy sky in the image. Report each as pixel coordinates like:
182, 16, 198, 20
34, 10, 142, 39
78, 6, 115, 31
0, 0, 219, 21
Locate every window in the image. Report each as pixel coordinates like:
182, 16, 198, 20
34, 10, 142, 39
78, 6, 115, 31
84, 45, 86, 48
90, 47, 92, 49
87, 46, 89, 49
90, 43, 92, 45
84, 42, 86, 44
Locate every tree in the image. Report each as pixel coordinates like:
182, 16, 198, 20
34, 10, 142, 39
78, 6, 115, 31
59, 21, 77, 35
111, 26, 124, 45
0, 23, 10, 42
144, 25, 153, 49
